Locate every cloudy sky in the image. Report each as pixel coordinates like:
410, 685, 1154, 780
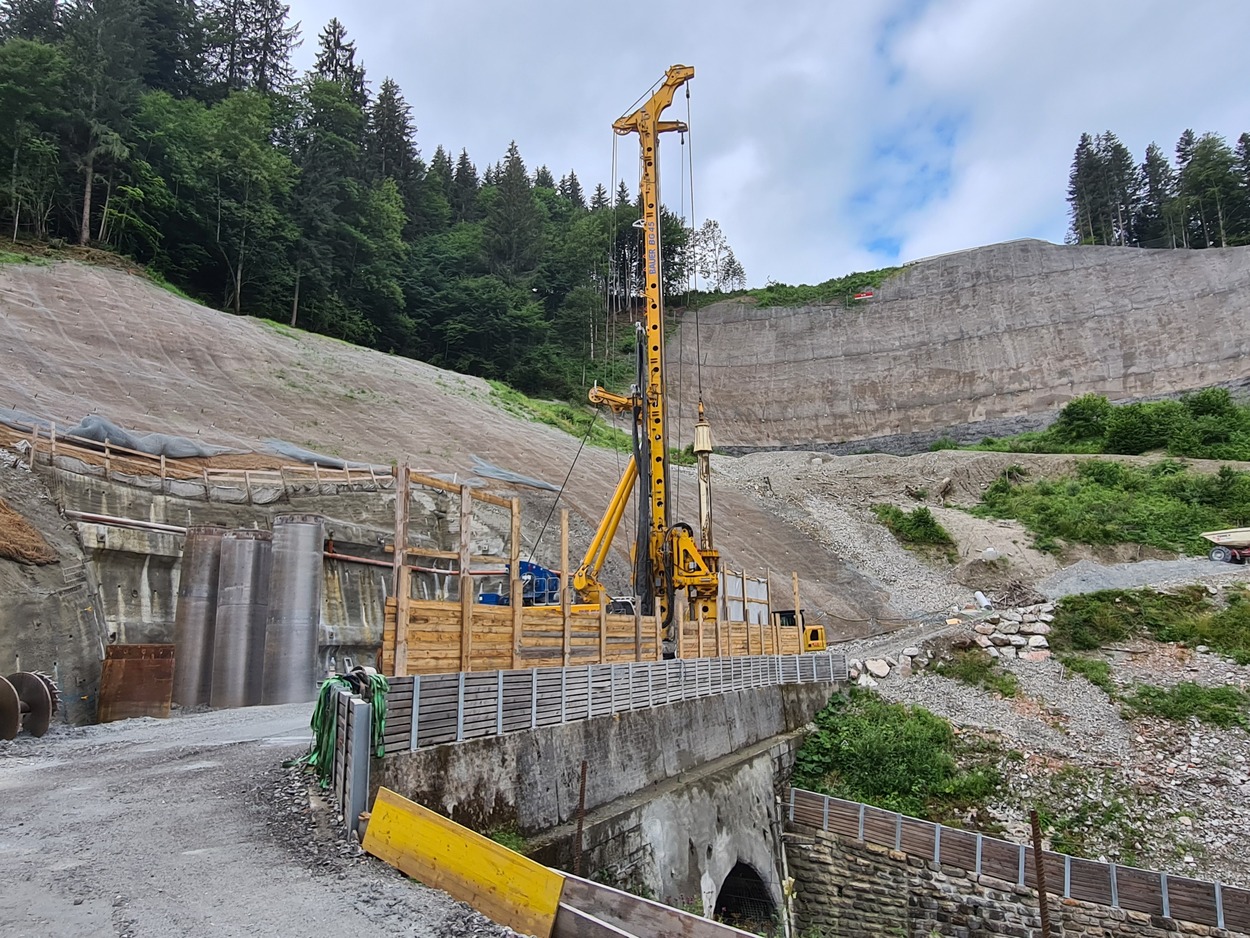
286, 0, 1250, 286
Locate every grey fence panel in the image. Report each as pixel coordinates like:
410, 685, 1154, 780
788, 787, 1245, 933
381, 652, 846, 758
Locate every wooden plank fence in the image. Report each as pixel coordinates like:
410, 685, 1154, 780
787, 788, 1250, 933
380, 652, 848, 756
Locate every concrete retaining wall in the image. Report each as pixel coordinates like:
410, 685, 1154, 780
674, 240, 1250, 448
371, 682, 835, 834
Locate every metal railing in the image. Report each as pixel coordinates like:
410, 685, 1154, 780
381, 652, 848, 755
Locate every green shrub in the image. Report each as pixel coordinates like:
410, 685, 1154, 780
928, 436, 960, 451
1050, 587, 1250, 663
931, 648, 1020, 697
872, 504, 955, 548
1124, 682, 1249, 728
792, 688, 1000, 820
967, 391, 1250, 462
973, 459, 1250, 555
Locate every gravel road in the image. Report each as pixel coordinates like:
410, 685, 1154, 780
0, 705, 515, 938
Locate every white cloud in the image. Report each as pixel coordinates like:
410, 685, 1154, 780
286, 0, 1250, 285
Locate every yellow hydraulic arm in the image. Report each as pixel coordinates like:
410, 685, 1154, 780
577, 64, 720, 644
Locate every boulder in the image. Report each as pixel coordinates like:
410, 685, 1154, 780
999, 647, 1017, 659
975, 635, 994, 648
974, 623, 997, 635
999, 621, 1021, 635
857, 673, 879, 688
902, 646, 921, 658
1009, 635, 1028, 647
989, 634, 1012, 646
1027, 635, 1050, 648
866, 658, 891, 679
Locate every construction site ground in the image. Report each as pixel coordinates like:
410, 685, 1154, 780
0, 705, 514, 938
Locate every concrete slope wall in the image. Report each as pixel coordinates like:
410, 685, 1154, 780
672, 240, 1250, 447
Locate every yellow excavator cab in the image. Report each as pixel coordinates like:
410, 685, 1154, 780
773, 609, 827, 653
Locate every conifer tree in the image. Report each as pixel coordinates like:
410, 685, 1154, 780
560, 169, 585, 209
451, 148, 478, 221
533, 164, 554, 189
1136, 142, 1177, 246
589, 182, 609, 210
615, 180, 630, 206
0, 0, 60, 42
485, 140, 542, 280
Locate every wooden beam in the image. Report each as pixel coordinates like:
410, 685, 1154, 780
364, 788, 564, 938
654, 613, 662, 661
792, 569, 802, 647
459, 486, 474, 673
407, 471, 512, 508
561, 509, 571, 667
510, 497, 523, 670
633, 602, 643, 663
392, 461, 412, 677
598, 594, 607, 664
697, 605, 705, 659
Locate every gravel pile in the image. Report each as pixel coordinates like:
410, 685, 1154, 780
1038, 557, 1250, 599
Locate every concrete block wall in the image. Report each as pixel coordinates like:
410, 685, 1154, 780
786, 828, 1245, 937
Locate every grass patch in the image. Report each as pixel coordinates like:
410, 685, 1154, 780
1059, 655, 1116, 695
931, 648, 1020, 697
486, 828, 527, 852
0, 249, 50, 266
737, 266, 901, 308
144, 266, 194, 301
1033, 767, 1153, 864
792, 687, 1000, 822
1049, 587, 1250, 663
1124, 682, 1249, 728
973, 459, 1250, 555
488, 380, 696, 465
872, 504, 956, 559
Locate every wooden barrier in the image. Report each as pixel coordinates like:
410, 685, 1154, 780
364, 787, 565, 938
787, 788, 1250, 933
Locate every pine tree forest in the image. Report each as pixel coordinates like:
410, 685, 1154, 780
0, 2, 745, 399
1067, 129, 1250, 248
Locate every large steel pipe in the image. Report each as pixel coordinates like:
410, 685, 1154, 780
262, 514, 325, 704
171, 525, 226, 708
210, 529, 272, 709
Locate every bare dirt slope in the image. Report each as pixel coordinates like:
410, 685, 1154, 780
672, 240, 1250, 448
0, 261, 889, 622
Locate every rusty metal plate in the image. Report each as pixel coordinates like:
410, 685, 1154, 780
97, 644, 175, 723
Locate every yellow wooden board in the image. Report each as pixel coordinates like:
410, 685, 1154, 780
363, 787, 565, 938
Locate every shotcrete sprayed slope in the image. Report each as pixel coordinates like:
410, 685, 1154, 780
0, 261, 889, 622
671, 240, 1250, 447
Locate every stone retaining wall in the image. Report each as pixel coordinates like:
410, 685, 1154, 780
786, 827, 1244, 937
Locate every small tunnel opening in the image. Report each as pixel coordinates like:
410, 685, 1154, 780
713, 861, 778, 934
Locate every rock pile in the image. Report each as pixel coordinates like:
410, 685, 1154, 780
969, 603, 1054, 662
847, 602, 1058, 685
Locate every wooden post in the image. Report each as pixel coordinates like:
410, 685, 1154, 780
510, 497, 523, 670
676, 601, 686, 659
714, 608, 722, 658
561, 509, 571, 667
654, 612, 662, 661
741, 569, 750, 626
159, 452, 166, 481
27, 423, 37, 469
696, 605, 705, 659
50, 420, 57, 458
598, 594, 608, 664
104, 441, 111, 480
391, 461, 412, 677
634, 601, 643, 663
792, 570, 803, 653
459, 486, 474, 673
